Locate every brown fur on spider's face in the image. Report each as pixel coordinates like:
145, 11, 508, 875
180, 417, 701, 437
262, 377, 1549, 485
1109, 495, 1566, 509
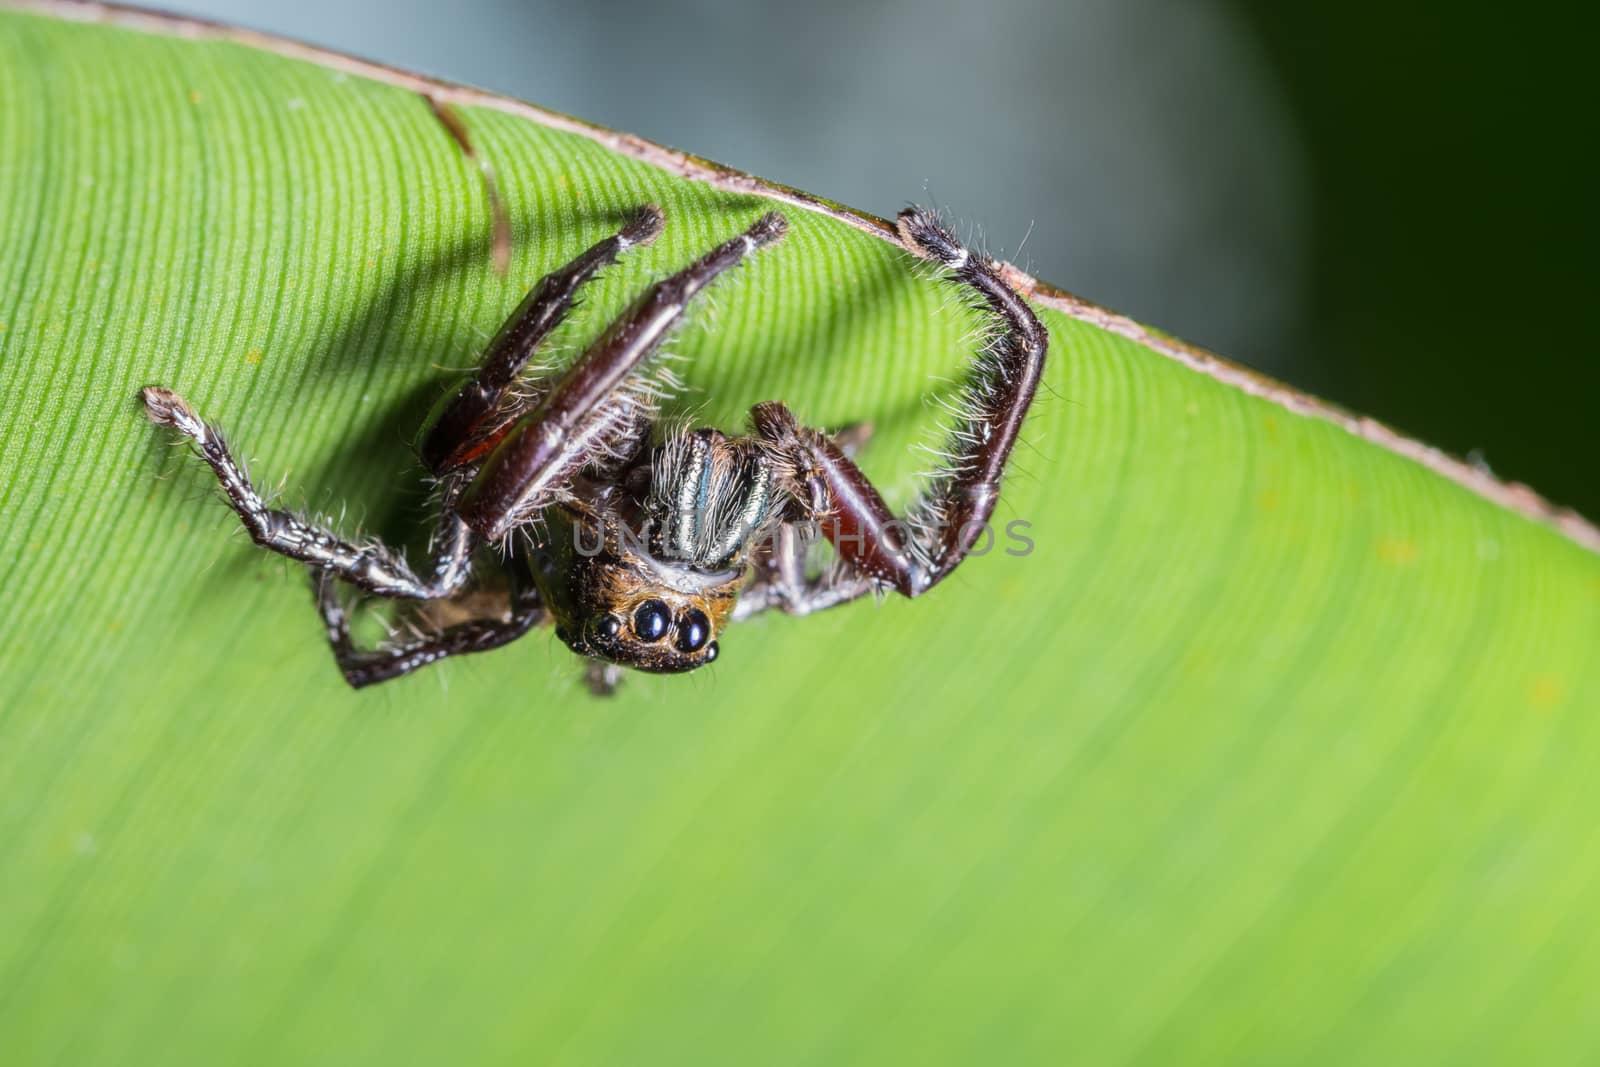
538, 540, 741, 674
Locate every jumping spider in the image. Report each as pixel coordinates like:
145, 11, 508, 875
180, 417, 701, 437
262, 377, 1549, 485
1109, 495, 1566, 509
141, 204, 1047, 691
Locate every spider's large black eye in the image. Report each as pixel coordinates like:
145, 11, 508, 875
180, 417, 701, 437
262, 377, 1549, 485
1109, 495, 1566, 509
633, 600, 671, 642
675, 609, 711, 653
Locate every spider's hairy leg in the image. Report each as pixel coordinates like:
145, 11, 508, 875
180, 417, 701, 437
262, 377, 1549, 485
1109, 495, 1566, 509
456, 211, 790, 542
747, 205, 1047, 606
895, 205, 1048, 575
141, 386, 474, 600
313, 563, 544, 688
422, 204, 666, 474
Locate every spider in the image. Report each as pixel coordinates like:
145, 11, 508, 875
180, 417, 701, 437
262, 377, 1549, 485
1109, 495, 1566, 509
140, 203, 1047, 692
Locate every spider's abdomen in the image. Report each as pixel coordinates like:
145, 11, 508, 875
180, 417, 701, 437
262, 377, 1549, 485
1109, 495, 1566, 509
647, 428, 775, 569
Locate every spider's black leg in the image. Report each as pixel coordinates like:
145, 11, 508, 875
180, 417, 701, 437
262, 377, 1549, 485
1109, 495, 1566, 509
748, 206, 1047, 604
141, 387, 472, 600
313, 561, 544, 688
421, 204, 665, 474
455, 212, 789, 542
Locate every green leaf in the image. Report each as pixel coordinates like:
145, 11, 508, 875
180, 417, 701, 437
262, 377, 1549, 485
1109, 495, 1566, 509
3, 6, 1598, 1064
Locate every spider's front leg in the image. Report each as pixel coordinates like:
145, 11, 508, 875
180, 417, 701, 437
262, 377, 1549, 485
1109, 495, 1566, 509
137, 208, 672, 602
454, 211, 789, 541
746, 206, 1047, 611
421, 204, 665, 474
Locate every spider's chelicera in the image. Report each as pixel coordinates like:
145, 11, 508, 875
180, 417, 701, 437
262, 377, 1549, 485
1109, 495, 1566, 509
140, 204, 1047, 692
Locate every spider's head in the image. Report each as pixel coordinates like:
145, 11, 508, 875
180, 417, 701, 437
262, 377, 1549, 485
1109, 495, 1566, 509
539, 539, 738, 675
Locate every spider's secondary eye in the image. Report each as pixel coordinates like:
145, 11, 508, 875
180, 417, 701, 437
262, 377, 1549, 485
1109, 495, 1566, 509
704, 641, 719, 663
675, 609, 711, 653
633, 600, 671, 642
597, 615, 622, 640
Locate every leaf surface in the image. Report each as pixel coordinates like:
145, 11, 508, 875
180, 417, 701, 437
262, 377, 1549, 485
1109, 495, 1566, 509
2, 7, 1598, 1064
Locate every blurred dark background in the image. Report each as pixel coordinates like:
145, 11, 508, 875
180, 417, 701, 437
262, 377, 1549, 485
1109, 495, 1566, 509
164, 0, 1599, 520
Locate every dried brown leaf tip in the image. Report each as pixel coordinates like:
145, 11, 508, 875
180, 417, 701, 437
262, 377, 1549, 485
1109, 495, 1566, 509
426, 94, 512, 276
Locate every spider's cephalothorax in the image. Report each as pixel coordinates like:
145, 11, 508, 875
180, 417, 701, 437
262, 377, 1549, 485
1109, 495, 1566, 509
140, 202, 1047, 692
536, 425, 778, 674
